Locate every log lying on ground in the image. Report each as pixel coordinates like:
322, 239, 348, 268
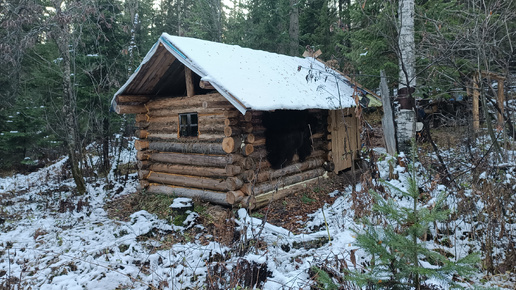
146, 185, 231, 206
254, 176, 321, 208
241, 168, 325, 196
148, 141, 226, 155
253, 158, 325, 183
149, 163, 242, 177
145, 152, 244, 167
145, 171, 243, 191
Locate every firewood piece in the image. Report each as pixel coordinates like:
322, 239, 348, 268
245, 168, 325, 196
115, 105, 147, 114
244, 134, 255, 144
134, 140, 150, 151
252, 137, 266, 146
254, 177, 320, 208
150, 163, 242, 177
149, 141, 225, 155
149, 152, 243, 167
146, 172, 243, 191
222, 137, 242, 153
147, 185, 230, 206
242, 144, 254, 156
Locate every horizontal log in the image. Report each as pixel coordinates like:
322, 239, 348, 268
254, 176, 321, 209
149, 141, 226, 155
241, 168, 325, 196
224, 126, 243, 137
116, 95, 151, 104
226, 190, 245, 204
145, 93, 226, 110
149, 107, 234, 118
149, 163, 241, 177
134, 140, 150, 151
224, 110, 242, 118
146, 185, 230, 206
224, 118, 239, 126
116, 104, 147, 114
135, 130, 225, 141
148, 152, 244, 167
222, 137, 242, 154
137, 151, 151, 161
146, 171, 243, 191
254, 158, 325, 183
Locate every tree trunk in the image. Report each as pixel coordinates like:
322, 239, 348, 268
289, 0, 300, 56
54, 3, 86, 195
396, 0, 417, 154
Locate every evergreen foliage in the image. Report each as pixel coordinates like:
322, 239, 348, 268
345, 151, 479, 289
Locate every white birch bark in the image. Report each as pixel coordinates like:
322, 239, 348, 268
396, 0, 416, 154
398, 0, 416, 89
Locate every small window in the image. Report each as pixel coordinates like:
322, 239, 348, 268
179, 113, 198, 137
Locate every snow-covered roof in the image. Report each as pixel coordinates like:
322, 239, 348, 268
113, 33, 359, 114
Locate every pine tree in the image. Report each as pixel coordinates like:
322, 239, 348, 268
346, 152, 479, 289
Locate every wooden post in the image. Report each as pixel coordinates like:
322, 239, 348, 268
472, 73, 480, 132
185, 66, 194, 98
380, 70, 397, 155
497, 79, 504, 129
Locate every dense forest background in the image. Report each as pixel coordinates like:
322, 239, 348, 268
0, 0, 515, 174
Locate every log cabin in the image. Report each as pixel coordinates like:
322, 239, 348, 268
111, 33, 364, 209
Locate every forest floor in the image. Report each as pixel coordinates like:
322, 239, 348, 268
0, 115, 515, 289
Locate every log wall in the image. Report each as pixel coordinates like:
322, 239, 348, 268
134, 93, 248, 207
131, 93, 342, 209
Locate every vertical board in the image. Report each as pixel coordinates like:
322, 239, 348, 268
330, 109, 360, 173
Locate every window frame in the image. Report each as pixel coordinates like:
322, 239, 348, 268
178, 112, 198, 137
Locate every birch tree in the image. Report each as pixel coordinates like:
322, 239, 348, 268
396, 0, 416, 154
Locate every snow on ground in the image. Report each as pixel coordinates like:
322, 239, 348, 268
0, 140, 515, 289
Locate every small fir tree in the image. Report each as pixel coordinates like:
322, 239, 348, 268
346, 153, 478, 289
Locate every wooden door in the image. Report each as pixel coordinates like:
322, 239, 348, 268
329, 109, 360, 173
